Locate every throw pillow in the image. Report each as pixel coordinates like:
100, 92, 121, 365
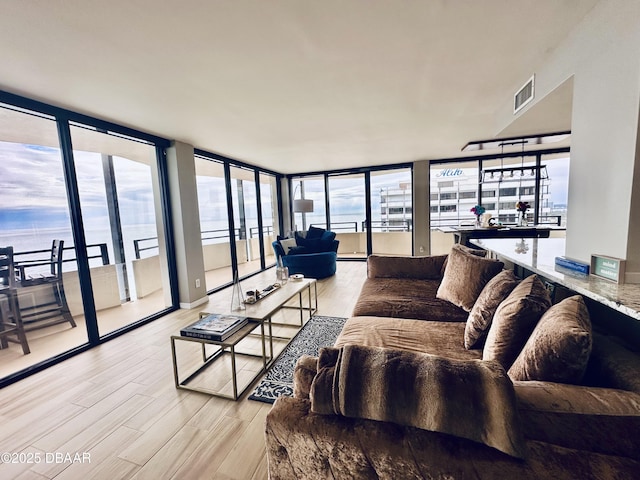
508, 295, 592, 384
318, 230, 337, 251
307, 226, 326, 239
436, 244, 504, 312
483, 275, 552, 369
440, 244, 487, 276
464, 270, 520, 349
279, 238, 297, 255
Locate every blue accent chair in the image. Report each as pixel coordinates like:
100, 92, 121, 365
272, 229, 339, 279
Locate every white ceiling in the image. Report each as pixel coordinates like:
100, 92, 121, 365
0, 1, 597, 174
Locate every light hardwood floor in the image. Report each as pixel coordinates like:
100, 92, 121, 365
0, 261, 367, 480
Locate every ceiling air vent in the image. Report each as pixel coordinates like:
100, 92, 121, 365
514, 75, 535, 114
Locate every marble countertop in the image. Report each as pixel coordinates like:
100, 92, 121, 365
470, 237, 640, 321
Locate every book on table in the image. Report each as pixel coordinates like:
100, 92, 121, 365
180, 313, 249, 341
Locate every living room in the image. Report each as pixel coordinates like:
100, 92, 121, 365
1, 1, 640, 478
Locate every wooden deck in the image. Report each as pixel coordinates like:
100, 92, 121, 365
0, 261, 367, 479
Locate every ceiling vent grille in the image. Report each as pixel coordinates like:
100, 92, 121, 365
514, 75, 535, 114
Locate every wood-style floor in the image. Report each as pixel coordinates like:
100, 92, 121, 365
0, 261, 367, 480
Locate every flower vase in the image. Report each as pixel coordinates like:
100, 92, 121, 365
230, 271, 245, 311
518, 213, 527, 227
475, 215, 482, 228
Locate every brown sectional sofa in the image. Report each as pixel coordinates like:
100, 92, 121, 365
265, 246, 640, 479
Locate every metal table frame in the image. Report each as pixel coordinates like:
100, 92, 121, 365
171, 278, 318, 400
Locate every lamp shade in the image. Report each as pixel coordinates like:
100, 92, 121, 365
293, 198, 314, 213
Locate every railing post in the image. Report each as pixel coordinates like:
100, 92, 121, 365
100, 244, 109, 265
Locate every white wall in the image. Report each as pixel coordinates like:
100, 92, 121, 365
166, 141, 208, 306
498, 0, 640, 282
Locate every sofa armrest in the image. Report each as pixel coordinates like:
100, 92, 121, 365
293, 355, 318, 399
514, 380, 640, 461
367, 254, 447, 280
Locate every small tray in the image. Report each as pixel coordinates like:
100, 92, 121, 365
244, 283, 281, 304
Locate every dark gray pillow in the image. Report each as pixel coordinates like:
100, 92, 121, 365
464, 270, 520, 349
436, 244, 504, 312
508, 295, 592, 384
483, 275, 551, 369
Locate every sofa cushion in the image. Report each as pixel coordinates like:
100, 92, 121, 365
464, 270, 520, 349
583, 334, 640, 393
436, 244, 504, 312
483, 275, 551, 369
352, 278, 469, 322
508, 295, 592, 384
367, 254, 447, 280
335, 316, 481, 361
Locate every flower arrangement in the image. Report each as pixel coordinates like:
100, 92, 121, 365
515, 201, 530, 226
470, 204, 485, 216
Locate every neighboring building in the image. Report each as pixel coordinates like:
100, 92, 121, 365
427, 166, 561, 227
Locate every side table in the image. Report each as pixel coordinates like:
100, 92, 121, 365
171, 318, 270, 400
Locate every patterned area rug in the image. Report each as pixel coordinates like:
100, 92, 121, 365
248, 315, 347, 404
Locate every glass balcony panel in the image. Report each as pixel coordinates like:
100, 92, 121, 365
69, 124, 173, 336
0, 104, 89, 379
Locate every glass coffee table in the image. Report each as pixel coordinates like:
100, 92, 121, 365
171, 277, 317, 400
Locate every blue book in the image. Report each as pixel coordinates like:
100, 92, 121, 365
554, 256, 590, 275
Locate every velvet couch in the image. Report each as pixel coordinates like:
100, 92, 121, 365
265, 245, 640, 479
272, 227, 339, 279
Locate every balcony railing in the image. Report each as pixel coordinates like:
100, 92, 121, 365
14, 243, 110, 272
133, 225, 275, 260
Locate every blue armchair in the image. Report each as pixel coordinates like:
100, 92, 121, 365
272, 228, 339, 279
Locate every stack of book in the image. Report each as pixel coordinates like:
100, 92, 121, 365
180, 313, 249, 341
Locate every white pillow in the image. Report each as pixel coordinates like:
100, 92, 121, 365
280, 238, 297, 254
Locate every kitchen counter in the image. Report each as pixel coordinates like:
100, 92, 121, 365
470, 237, 640, 322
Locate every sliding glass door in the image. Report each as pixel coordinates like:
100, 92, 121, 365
328, 173, 366, 258
195, 157, 233, 291
0, 104, 89, 378
259, 173, 279, 266
370, 168, 413, 255
68, 124, 173, 336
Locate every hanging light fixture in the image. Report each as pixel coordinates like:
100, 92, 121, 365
480, 139, 549, 184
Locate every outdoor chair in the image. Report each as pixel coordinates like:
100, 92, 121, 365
16, 239, 76, 331
0, 246, 30, 354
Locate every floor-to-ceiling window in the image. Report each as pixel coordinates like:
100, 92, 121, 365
195, 156, 233, 291
195, 151, 282, 291
480, 154, 546, 225
291, 176, 326, 232
429, 160, 479, 254
0, 104, 89, 379
230, 165, 261, 277
290, 165, 413, 258
539, 153, 570, 228
328, 173, 366, 258
428, 149, 570, 255
69, 123, 173, 336
0, 96, 176, 387
370, 168, 413, 255
259, 172, 279, 266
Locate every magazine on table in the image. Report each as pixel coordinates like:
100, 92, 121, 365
180, 313, 249, 341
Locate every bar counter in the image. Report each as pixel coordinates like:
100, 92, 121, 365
470, 237, 640, 322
